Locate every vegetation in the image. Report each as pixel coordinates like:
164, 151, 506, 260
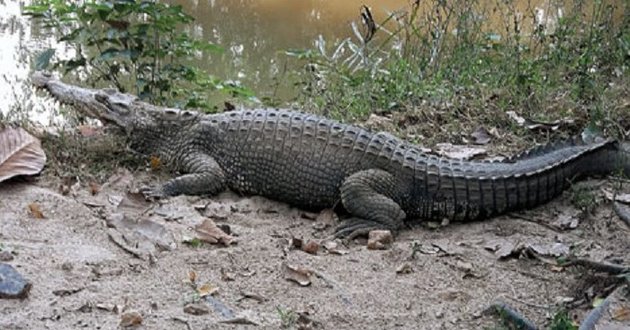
23, 0, 254, 111
287, 0, 629, 147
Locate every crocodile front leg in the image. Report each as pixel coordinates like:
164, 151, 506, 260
142, 154, 226, 198
335, 169, 406, 239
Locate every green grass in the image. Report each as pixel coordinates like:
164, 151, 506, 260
288, 0, 629, 149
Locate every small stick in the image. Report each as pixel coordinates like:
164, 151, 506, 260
485, 300, 538, 330
564, 258, 629, 275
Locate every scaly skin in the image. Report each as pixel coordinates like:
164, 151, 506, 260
31, 72, 630, 238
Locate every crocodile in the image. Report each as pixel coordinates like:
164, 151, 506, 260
31, 71, 630, 237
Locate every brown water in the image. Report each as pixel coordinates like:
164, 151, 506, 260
0, 0, 621, 121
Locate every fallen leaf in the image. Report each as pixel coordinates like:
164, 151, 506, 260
367, 230, 393, 250
316, 209, 338, 225
470, 127, 492, 145
106, 213, 176, 259
505, 111, 574, 131
116, 191, 151, 214
119, 311, 143, 327
322, 240, 349, 255
435, 143, 487, 160
150, 155, 161, 170
220, 268, 235, 282
612, 306, 630, 321
552, 212, 579, 230
302, 240, 319, 255
28, 202, 45, 219
184, 303, 210, 315
195, 219, 235, 245
197, 283, 219, 297
77, 125, 98, 137
602, 191, 630, 204
283, 263, 312, 286
88, 182, 101, 195
188, 270, 197, 283
396, 263, 414, 274
0, 126, 46, 183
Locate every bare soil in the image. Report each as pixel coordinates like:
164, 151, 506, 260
1, 168, 629, 329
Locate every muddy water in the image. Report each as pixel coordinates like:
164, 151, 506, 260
0, 0, 621, 121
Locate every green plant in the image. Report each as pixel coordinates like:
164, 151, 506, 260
24, 0, 254, 111
549, 309, 578, 330
276, 306, 297, 329
287, 0, 629, 143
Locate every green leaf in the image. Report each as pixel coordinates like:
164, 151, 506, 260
35, 48, 55, 70
99, 47, 121, 61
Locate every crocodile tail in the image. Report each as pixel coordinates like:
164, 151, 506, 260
425, 139, 622, 222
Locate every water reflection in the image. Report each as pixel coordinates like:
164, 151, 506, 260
0, 0, 623, 121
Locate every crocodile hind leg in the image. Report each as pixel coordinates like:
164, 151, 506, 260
335, 169, 406, 239
142, 154, 227, 197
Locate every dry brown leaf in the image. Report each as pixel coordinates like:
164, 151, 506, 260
316, 209, 338, 226
283, 263, 312, 286
188, 270, 197, 283
302, 240, 320, 255
119, 311, 143, 327
77, 125, 98, 137
367, 230, 393, 250
612, 307, 630, 321
149, 155, 161, 170
0, 126, 46, 183
435, 143, 487, 160
195, 219, 235, 245
197, 283, 219, 297
183, 303, 210, 315
88, 182, 101, 195
28, 202, 45, 219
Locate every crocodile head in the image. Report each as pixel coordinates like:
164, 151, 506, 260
32, 71, 201, 157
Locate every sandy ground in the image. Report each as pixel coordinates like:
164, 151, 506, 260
1, 169, 629, 330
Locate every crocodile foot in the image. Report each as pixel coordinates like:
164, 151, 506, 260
139, 185, 167, 199
334, 218, 394, 240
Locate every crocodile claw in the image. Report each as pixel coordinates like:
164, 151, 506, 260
139, 185, 167, 199
334, 218, 390, 240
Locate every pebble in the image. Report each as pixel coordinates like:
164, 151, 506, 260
0, 263, 31, 299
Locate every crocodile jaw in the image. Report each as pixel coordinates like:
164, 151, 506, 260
31, 71, 135, 129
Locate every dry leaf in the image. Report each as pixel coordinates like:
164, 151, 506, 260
119, 311, 143, 327
612, 307, 630, 321
150, 155, 161, 170
367, 230, 393, 250
184, 303, 210, 315
195, 219, 235, 245
435, 143, 487, 160
188, 270, 197, 283
470, 127, 492, 145
77, 125, 98, 137
0, 126, 46, 183
396, 263, 414, 274
505, 111, 574, 131
28, 202, 45, 219
302, 240, 319, 255
88, 182, 101, 195
197, 283, 219, 297
283, 263, 312, 286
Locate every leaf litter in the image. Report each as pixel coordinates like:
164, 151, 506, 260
0, 125, 46, 183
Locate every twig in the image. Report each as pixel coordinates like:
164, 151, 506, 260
564, 258, 630, 275
312, 269, 353, 306
578, 285, 624, 330
505, 295, 551, 309
508, 213, 562, 232
613, 202, 630, 228
485, 300, 538, 330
